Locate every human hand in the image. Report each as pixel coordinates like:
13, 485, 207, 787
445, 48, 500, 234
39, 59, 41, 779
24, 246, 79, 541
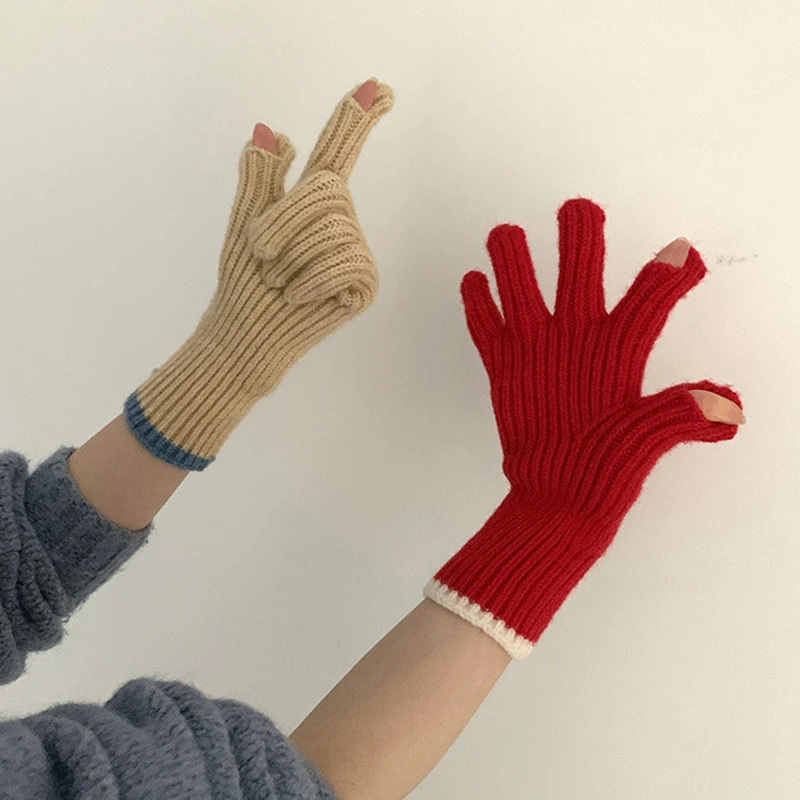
124, 79, 394, 471
201, 78, 395, 396
425, 199, 743, 656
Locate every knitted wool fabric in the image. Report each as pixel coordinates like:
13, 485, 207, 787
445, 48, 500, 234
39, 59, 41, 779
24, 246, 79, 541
124, 81, 394, 470
424, 199, 742, 658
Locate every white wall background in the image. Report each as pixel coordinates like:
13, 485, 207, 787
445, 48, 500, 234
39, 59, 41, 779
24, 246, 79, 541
1, 1, 798, 797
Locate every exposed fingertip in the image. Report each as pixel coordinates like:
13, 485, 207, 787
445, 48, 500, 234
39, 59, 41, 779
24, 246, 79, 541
689, 389, 745, 425
252, 123, 278, 154
353, 79, 378, 110
655, 237, 691, 267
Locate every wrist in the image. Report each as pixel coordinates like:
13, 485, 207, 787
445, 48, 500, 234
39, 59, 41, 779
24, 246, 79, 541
425, 491, 617, 657
124, 333, 260, 471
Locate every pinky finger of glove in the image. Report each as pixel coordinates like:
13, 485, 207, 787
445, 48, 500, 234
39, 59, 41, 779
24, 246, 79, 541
461, 271, 505, 371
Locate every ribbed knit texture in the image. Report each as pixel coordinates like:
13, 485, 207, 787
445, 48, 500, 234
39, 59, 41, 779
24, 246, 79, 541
124, 81, 394, 471
424, 199, 742, 657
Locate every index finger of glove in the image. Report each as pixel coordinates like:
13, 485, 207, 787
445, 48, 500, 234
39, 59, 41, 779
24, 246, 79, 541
300, 80, 395, 182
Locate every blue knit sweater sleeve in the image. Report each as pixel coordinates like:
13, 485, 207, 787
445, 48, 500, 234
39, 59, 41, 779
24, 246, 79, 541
0, 679, 338, 799
0, 446, 338, 799
0, 445, 150, 683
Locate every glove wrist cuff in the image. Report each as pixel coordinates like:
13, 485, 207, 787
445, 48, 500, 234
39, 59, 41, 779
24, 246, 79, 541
123, 334, 260, 471
424, 491, 617, 657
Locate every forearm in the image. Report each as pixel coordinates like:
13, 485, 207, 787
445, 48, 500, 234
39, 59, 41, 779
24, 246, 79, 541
65, 414, 511, 800
62, 81, 389, 531
0, 445, 148, 683
0, 411, 185, 682
289, 598, 510, 800
67, 414, 189, 531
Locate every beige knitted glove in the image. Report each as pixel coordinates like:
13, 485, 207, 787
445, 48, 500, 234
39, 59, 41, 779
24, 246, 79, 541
124, 81, 394, 470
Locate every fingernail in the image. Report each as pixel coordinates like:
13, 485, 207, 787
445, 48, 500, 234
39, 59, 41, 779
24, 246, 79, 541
352, 79, 378, 111
655, 237, 691, 267
252, 123, 278, 154
689, 389, 746, 425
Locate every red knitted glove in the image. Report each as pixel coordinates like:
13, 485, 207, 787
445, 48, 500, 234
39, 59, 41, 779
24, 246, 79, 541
424, 199, 742, 658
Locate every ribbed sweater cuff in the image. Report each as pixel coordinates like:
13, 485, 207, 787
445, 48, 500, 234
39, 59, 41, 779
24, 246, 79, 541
24, 446, 150, 605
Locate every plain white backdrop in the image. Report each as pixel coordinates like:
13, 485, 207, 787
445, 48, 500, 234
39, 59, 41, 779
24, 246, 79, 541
1, 1, 798, 797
